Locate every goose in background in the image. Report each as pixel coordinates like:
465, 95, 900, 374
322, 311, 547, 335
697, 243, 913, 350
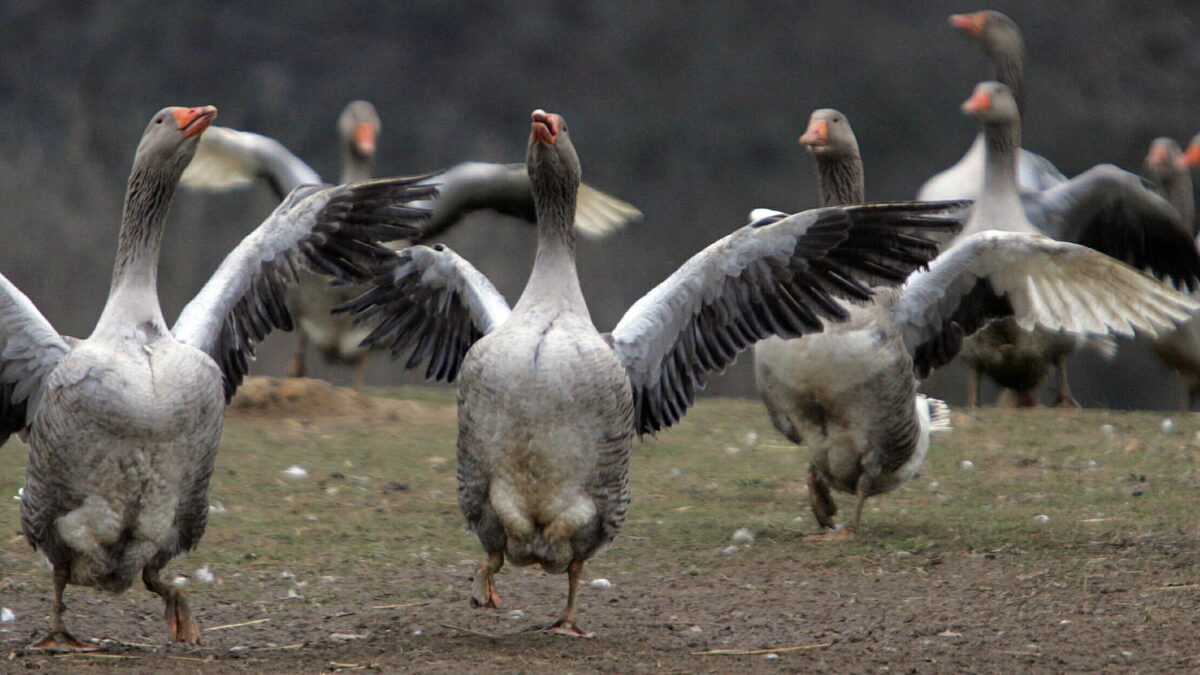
180, 103, 641, 387
753, 108, 1196, 538
0, 105, 431, 649
918, 9, 1065, 203
339, 109, 970, 634
953, 82, 1200, 407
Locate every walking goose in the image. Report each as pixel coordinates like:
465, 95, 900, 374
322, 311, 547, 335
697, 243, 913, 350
753, 108, 1197, 538
955, 81, 1200, 406
339, 109, 970, 635
180, 105, 642, 386
918, 9, 1065, 203
0, 106, 431, 649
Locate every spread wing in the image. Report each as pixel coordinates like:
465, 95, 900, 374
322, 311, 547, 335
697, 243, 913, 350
892, 230, 1199, 378
610, 201, 969, 435
180, 125, 323, 199
0, 274, 71, 446
172, 177, 435, 399
1023, 164, 1200, 290
417, 161, 641, 240
335, 244, 512, 382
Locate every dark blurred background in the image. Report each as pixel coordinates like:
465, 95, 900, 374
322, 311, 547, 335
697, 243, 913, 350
2, 1, 1198, 408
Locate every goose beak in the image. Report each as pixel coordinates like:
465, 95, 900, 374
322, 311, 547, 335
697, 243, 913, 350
799, 119, 829, 147
354, 121, 377, 155
949, 12, 985, 37
1184, 143, 1200, 169
531, 109, 558, 146
961, 91, 991, 115
174, 106, 218, 138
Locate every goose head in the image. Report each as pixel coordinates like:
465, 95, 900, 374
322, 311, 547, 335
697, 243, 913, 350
133, 105, 217, 174
527, 109, 581, 199
961, 81, 1018, 126
799, 108, 860, 159
1145, 137, 1183, 179
339, 100, 381, 159
949, 9, 1022, 57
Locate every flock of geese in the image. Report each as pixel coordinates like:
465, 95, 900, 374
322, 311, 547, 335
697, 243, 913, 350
1, 8, 1199, 647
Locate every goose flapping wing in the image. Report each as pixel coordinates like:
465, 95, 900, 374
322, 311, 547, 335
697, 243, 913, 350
334, 244, 512, 382
172, 176, 436, 400
0, 274, 72, 446
892, 230, 1200, 378
180, 125, 322, 200
1022, 164, 1200, 290
416, 162, 642, 240
609, 201, 969, 435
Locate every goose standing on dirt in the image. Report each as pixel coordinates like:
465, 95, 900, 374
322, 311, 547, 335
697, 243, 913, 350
918, 9, 1065, 203
180, 104, 641, 386
753, 108, 1197, 537
340, 109, 971, 635
0, 106, 431, 649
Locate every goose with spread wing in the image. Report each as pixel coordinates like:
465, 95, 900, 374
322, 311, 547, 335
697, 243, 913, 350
0, 106, 430, 649
338, 109, 969, 635
918, 10, 1065, 203
754, 108, 1197, 538
953, 82, 1200, 407
180, 103, 641, 386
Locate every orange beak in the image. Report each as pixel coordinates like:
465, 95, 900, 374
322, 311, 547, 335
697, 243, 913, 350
799, 119, 829, 147
173, 105, 217, 138
531, 109, 559, 145
962, 91, 991, 114
1185, 143, 1200, 169
949, 12, 986, 37
353, 121, 377, 155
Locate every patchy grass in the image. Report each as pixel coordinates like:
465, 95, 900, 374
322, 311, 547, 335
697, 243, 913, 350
0, 381, 1197, 671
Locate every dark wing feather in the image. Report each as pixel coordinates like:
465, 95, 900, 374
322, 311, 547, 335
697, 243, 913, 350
172, 176, 436, 400
334, 244, 512, 382
610, 201, 969, 435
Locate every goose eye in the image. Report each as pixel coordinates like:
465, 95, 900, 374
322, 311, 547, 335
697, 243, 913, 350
155, 117, 163, 124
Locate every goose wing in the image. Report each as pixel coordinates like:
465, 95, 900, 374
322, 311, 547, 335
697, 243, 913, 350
610, 201, 968, 435
417, 162, 641, 240
334, 244, 512, 382
180, 125, 323, 200
172, 177, 435, 399
1023, 164, 1200, 290
0, 274, 71, 446
892, 230, 1199, 378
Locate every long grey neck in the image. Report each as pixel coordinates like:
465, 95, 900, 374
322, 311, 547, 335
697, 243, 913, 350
989, 47, 1026, 113
515, 183, 586, 314
1158, 168, 1195, 229
95, 164, 176, 336
340, 148, 374, 183
969, 116, 1034, 234
813, 151, 865, 207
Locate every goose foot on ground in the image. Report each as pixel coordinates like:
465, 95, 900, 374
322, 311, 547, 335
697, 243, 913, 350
469, 551, 503, 609
144, 567, 201, 643
546, 620, 596, 638
29, 631, 100, 652
803, 527, 857, 542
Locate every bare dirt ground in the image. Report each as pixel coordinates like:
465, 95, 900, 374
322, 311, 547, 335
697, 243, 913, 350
0, 377, 1197, 673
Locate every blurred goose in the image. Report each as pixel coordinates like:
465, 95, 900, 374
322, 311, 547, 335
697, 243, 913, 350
181, 104, 641, 386
918, 10, 1065, 202
339, 109, 969, 635
0, 106, 430, 649
955, 82, 1200, 406
754, 108, 1197, 538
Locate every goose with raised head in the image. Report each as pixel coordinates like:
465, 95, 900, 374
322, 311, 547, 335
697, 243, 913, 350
753, 108, 1197, 538
918, 10, 1065, 203
0, 106, 431, 650
955, 81, 1200, 407
180, 104, 641, 386
339, 109, 971, 634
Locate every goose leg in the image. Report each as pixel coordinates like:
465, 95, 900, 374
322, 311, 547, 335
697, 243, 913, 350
1054, 358, 1080, 408
143, 566, 201, 643
30, 563, 98, 652
469, 550, 504, 609
287, 332, 308, 378
806, 467, 837, 529
352, 357, 368, 391
847, 472, 871, 534
548, 559, 594, 638
1188, 385, 1200, 412
806, 473, 864, 542
966, 367, 981, 408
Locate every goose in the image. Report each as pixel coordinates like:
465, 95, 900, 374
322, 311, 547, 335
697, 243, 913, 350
338, 109, 970, 635
753, 108, 1197, 538
180, 106, 642, 386
954, 81, 1200, 407
0, 106, 431, 649
918, 9, 1065, 203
